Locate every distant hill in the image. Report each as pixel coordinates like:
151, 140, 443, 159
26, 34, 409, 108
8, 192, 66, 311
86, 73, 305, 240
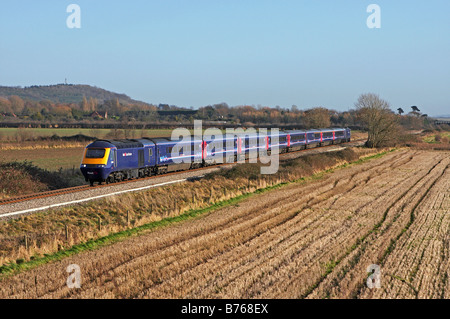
0, 84, 149, 105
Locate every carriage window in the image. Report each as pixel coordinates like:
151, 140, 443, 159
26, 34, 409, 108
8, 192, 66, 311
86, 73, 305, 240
149, 149, 153, 157
293, 135, 304, 142
167, 146, 173, 153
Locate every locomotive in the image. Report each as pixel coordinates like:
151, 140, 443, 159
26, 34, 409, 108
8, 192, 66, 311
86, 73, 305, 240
80, 128, 351, 186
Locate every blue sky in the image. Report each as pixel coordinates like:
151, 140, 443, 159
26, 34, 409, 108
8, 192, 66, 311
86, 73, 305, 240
0, 1, 449, 116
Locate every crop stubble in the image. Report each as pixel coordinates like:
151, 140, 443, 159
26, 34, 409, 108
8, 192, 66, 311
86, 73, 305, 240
0, 149, 448, 299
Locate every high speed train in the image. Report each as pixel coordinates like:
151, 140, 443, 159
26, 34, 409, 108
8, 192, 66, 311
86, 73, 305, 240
80, 128, 351, 186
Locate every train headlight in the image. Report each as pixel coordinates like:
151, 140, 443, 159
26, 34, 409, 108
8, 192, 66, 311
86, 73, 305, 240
81, 164, 86, 168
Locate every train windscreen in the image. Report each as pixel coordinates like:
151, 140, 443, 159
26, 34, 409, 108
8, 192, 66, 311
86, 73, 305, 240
86, 148, 106, 158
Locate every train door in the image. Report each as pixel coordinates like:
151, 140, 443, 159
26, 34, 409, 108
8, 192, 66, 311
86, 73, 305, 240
138, 149, 144, 167
113, 149, 117, 168
148, 147, 155, 165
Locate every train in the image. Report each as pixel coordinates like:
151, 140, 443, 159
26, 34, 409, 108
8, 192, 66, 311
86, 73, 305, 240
80, 127, 351, 186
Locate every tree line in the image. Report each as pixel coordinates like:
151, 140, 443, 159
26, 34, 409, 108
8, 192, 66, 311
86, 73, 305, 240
0, 93, 436, 142
0, 95, 355, 128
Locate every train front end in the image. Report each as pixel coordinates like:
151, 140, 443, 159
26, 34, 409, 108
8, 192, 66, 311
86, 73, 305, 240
80, 140, 115, 185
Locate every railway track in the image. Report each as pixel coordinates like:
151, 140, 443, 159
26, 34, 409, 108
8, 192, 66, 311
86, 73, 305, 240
0, 185, 91, 206
0, 139, 365, 208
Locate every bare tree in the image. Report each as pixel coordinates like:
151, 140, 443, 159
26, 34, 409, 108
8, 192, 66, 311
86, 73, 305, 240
355, 93, 398, 148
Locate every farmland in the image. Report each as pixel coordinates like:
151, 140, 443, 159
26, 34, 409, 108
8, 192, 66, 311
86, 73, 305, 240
0, 147, 84, 171
0, 148, 448, 298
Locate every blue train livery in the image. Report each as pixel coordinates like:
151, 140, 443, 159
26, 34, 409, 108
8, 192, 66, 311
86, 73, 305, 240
80, 128, 351, 185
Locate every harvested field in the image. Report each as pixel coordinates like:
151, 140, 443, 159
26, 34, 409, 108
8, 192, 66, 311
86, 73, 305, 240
0, 149, 448, 299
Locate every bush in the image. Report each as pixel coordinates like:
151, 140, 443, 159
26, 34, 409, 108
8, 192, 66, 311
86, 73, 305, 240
0, 160, 80, 198
382, 132, 420, 147
0, 163, 47, 197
